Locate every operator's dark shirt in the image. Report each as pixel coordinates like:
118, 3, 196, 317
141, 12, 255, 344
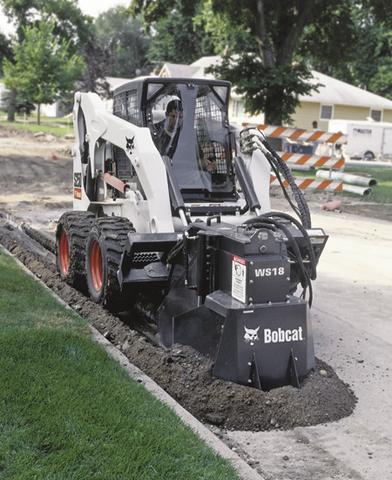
153, 121, 180, 158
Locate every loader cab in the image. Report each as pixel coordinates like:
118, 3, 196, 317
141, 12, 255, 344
113, 77, 237, 207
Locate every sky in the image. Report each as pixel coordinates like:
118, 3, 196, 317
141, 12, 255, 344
0, 0, 130, 37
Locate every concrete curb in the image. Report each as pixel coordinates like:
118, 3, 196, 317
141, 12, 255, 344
0, 244, 264, 480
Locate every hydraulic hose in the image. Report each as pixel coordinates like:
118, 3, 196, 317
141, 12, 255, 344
240, 128, 312, 229
244, 213, 316, 306
262, 211, 317, 280
264, 140, 312, 229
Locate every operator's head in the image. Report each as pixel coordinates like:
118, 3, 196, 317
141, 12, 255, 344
165, 99, 183, 133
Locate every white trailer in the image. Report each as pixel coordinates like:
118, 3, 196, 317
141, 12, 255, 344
329, 119, 392, 160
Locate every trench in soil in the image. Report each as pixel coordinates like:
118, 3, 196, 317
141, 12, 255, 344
0, 213, 357, 432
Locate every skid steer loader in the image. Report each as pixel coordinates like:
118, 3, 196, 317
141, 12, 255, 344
56, 77, 327, 390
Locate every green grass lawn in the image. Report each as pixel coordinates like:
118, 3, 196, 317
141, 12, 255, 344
343, 166, 392, 203
0, 114, 73, 138
291, 166, 392, 203
0, 251, 238, 480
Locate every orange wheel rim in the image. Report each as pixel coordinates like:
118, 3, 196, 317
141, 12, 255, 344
90, 240, 103, 292
59, 230, 70, 276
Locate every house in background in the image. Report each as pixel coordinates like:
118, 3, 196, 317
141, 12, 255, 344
159, 56, 392, 130
40, 101, 63, 117
293, 70, 392, 130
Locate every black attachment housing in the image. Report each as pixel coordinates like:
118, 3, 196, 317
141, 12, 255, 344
156, 218, 326, 390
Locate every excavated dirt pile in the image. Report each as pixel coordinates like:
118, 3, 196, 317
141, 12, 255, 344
0, 217, 357, 431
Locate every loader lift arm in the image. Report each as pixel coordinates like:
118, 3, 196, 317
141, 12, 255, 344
73, 92, 174, 233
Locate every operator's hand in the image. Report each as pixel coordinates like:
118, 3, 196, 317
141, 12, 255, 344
239, 128, 266, 154
205, 158, 216, 173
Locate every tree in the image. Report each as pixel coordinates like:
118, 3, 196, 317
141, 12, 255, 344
77, 34, 110, 94
369, 58, 392, 100
134, 0, 355, 124
133, 0, 214, 65
3, 20, 82, 124
129, 0, 392, 122
0, 0, 91, 49
0, 0, 91, 120
363, 0, 392, 28
298, 2, 358, 81
204, 0, 363, 125
301, 2, 392, 99
94, 6, 151, 78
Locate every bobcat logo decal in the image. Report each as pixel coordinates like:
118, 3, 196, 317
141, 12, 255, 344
126, 136, 135, 154
244, 326, 260, 346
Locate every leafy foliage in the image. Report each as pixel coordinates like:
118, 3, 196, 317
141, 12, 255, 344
95, 6, 151, 78
217, 56, 315, 124
0, 31, 12, 75
353, 19, 392, 99
363, 0, 392, 28
205, 0, 332, 124
77, 34, 109, 94
302, 2, 392, 100
0, 0, 92, 120
133, 0, 214, 65
135, 0, 356, 123
3, 20, 82, 123
0, 0, 92, 47
194, 0, 251, 54
299, 2, 358, 78
135, 0, 391, 123
369, 61, 392, 100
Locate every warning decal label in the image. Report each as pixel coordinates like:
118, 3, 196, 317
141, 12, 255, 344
232, 256, 247, 303
74, 187, 82, 200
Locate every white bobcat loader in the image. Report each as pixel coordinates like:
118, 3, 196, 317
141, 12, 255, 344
56, 77, 327, 390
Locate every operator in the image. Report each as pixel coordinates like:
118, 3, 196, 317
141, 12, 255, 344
200, 141, 227, 175
200, 143, 217, 173
154, 99, 183, 157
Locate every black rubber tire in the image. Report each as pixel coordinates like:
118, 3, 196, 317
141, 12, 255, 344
56, 211, 95, 288
363, 150, 375, 161
85, 216, 134, 311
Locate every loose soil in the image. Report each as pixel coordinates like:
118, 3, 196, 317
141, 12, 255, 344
0, 217, 356, 432
0, 125, 72, 232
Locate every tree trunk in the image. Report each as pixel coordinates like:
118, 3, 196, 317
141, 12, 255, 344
264, 110, 283, 126
255, 0, 275, 68
264, 89, 284, 126
278, 0, 314, 65
7, 88, 17, 122
37, 104, 41, 125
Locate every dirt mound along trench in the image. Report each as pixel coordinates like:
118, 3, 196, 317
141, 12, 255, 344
0, 219, 357, 432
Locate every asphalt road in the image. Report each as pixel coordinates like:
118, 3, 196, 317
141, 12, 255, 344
223, 211, 392, 480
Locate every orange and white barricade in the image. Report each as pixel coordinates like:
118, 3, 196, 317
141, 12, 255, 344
270, 175, 343, 193
279, 151, 345, 170
243, 123, 346, 171
255, 124, 347, 144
